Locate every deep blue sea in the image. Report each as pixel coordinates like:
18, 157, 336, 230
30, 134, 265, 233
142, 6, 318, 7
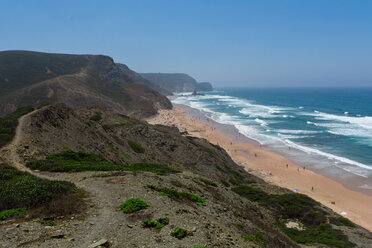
173, 88, 372, 184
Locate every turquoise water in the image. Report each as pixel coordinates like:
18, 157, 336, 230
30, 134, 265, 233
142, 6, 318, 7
173, 88, 372, 180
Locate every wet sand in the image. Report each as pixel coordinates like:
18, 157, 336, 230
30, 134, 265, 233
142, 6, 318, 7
147, 105, 372, 232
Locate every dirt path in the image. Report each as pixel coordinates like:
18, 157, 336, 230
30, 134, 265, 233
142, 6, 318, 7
0, 110, 118, 247
0, 109, 36, 173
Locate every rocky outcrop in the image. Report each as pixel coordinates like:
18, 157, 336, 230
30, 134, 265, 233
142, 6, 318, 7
0, 50, 172, 119
140, 73, 213, 93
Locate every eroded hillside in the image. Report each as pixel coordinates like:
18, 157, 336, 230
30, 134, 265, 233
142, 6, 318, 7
0, 105, 371, 248
0, 51, 171, 119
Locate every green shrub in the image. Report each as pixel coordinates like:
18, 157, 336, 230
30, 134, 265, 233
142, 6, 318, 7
329, 216, 356, 228
40, 220, 56, 226
142, 217, 169, 229
198, 177, 217, 187
172, 228, 188, 239
281, 224, 355, 248
120, 198, 149, 213
142, 219, 163, 229
89, 112, 102, 122
157, 217, 169, 225
27, 150, 178, 174
231, 185, 273, 205
128, 140, 145, 153
277, 193, 318, 220
147, 185, 205, 204
244, 231, 267, 247
0, 208, 27, 221
0, 106, 34, 147
0, 165, 76, 211
232, 185, 356, 248
301, 210, 326, 227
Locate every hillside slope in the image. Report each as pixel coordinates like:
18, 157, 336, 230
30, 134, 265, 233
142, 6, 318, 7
0, 104, 371, 248
0, 50, 172, 118
140, 73, 213, 93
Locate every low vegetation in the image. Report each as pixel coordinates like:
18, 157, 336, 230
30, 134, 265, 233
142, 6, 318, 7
197, 177, 217, 187
0, 106, 34, 147
128, 140, 145, 153
89, 112, 102, 122
280, 223, 355, 248
26, 150, 178, 174
232, 185, 355, 248
142, 217, 169, 229
0, 165, 76, 211
0, 208, 27, 221
244, 231, 267, 247
172, 228, 189, 239
147, 184, 205, 204
329, 216, 356, 228
120, 198, 149, 213
102, 122, 134, 130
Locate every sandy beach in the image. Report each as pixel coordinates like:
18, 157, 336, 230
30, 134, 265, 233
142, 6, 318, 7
148, 105, 372, 232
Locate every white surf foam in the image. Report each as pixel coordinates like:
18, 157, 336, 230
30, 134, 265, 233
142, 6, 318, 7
282, 139, 372, 174
313, 112, 372, 130
277, 129, 322, 135
172, 94, 372, 176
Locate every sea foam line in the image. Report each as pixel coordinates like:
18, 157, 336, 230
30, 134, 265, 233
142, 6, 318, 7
172, 94, 372, 175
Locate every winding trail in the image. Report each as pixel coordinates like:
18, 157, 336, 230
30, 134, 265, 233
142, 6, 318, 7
0, 109, 40, 174
0, 109, 119, 247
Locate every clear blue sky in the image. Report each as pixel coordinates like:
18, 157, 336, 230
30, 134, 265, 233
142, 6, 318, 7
1, 0, 372, 87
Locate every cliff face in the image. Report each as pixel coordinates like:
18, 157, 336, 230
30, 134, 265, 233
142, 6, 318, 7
0, 50, 172, 119
140, 73, 213, 93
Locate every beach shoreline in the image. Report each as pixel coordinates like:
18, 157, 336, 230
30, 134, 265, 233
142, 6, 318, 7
147, 104, 372, 232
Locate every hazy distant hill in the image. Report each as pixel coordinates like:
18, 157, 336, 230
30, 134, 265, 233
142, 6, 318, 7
0, 50, 172, 118
140, 73, 213, 93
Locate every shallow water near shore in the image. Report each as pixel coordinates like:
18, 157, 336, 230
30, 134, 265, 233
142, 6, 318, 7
172, 88, 372, 196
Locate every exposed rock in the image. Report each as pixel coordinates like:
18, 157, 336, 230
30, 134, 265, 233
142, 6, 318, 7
88, 239, 109, 248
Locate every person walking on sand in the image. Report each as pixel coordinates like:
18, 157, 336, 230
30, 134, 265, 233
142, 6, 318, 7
286, 164, 288, 168
311, 186, 314, 191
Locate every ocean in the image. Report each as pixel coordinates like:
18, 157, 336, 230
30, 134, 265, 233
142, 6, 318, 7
172, 88, 372, 190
